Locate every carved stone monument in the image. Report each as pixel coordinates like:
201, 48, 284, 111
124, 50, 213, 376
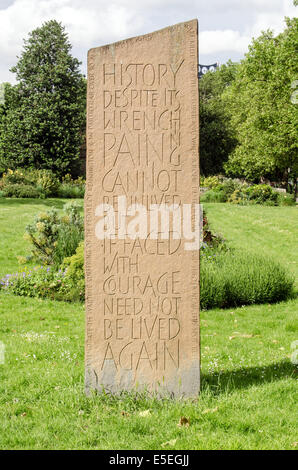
85, 20, 200, 397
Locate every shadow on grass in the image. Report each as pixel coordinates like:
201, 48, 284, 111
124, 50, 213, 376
201, 360, 297, 395
0, 198, 83, 210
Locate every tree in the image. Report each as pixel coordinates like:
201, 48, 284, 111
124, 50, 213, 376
0, 20, 86, 176
199, 61, 238, 176
223, 16, 298, 190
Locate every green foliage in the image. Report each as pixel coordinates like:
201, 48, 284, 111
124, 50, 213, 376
223, 18, 298, 185
1, 168, 33, 186
277, 193, 296, 206
2, 184, 45, 199
228, 184, 279, 205
58, 174, 85, 198
201, 178, 243, 203
62, 241, 85, 300
0, 169, 60, 197
200, 250, 294, 310
228, 189, 248, 205
245, 184, 279, 204
24, 202, 83, 265
62, 241, 84, 280
201, 180, 292, 206
0, 168, 83, 198
0, 288, 297, 450
200, 176, 221, 189
4, 240, 293, 309
200, 189, 227, 203
58, 185, 85, 198
35, 170, 60, 196
1, 241, 85, 302
0, 200, 297, 451
0, 265, 84, 302
199, 61, 238, 176
0, 20, 86, 176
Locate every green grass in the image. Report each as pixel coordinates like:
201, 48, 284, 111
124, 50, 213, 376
0, 198, 67, 278
204, 203, 298, 288
200, 250, 294, 309
0, 199, 297, 450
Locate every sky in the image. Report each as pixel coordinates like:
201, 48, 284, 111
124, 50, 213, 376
0, 0, 296, 83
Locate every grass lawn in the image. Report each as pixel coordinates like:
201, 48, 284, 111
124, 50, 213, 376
0, 199, 297, 450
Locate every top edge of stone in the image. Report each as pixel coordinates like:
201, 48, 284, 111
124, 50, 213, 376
87, 19, 198, 57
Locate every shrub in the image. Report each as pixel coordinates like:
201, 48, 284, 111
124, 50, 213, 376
228, 189, 248, 205
200, 189, 227, 203
1, 168, 31, 186
34, 170, 59, 196
58, 184, 85, 198
201, 179, 242, 203
201, 180, 289, 206
200, 250, 294, 309
24, 202, 84, 265
201, 175, 221, 189
200, 259, 226, 309
1, 243, 85, 302
58, 175, 85, 198
62, 241, 84, 278
0, 265, 82, 302
2, 183, 45, 198
277, 193, 296, 206
62, 241, 85, 301
4, 246, 293, 308
1, 169, 86, 199
228, 184, 280, 205
244, 184, 278, 205
218, 179, 242, 198
0, 168, 59, 197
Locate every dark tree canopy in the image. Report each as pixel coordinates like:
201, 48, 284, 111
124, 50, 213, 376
199, 61, 238, 176
0, 20, 86, 176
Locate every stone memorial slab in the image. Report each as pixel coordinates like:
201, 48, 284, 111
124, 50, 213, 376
85, 20, 200, 397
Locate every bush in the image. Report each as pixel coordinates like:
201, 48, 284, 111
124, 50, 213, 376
277, 193, 296, 206
4, 246, 293, 308
201, 180, 291, 206
228, 184, 280, 205
0, 168, 85, 199
244, 184, 278, 205
34, 170, 59, 196
0, 168, 59, 197
61, 242, 85, 301
2, 183, 45, 198
0, 265, 83, 302
24, 202, 84, 265
200, 189, 227, 203
1, 243, 85, 302
1, 168, 31, 186
200, 250, 294, 309
228, 188, 245, 205
58, 184, 85, 198
58, 175, 85, 198
200, 176, 221, 189
201, 179, 242, 203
